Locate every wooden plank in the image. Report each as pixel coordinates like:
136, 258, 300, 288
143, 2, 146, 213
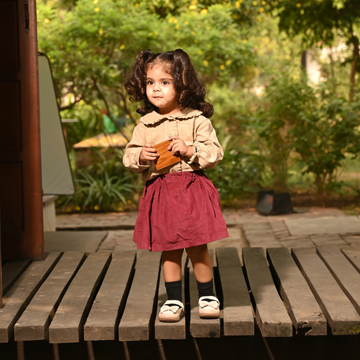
342, 248, 360, 273
118, 251, 161, 341
84, 251, 136, 341
14, 252, 86, 341
154, 253, 187, 340
292, 247, 360, 335
317, 246, 360, 317
216, 247, 254, 336
49, 252, 111, 343
242, 247, 292, 337
189, 249, 220, 338
2, 261, 31, 296
0, 252, 61, 343
267, 247, 327, 336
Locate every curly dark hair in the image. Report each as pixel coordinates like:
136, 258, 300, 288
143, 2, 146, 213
124, 49, 213, 118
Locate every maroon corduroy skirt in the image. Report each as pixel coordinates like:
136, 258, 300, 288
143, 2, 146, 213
133, 170, 229, 252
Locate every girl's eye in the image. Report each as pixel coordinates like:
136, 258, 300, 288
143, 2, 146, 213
147, 80, 154, 85
162, 81, 169, 85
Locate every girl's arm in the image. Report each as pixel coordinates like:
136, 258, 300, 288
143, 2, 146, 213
188, 116, 224, 169
122, 123, 151, 173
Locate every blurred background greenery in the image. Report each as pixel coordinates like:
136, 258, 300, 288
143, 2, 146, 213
37, 0, 360, 212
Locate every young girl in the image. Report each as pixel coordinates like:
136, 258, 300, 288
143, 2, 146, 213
123, 49, 229, 322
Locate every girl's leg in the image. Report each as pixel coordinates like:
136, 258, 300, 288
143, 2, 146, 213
186, 244, 219, 318
162, 249, 183, 302
186, 244, 213, 283
162, 248, 183, 282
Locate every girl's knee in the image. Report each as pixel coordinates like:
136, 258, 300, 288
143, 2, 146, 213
162, 248, 184, 261
186, 244, 208, 254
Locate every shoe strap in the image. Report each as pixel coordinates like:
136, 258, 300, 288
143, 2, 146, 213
198, 296, 219, 304
163, 300, 184, 310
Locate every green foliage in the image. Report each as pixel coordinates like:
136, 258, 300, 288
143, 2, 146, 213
61, 103, 102, 148
58, 149, 138, 212
268, 0, 360, 46
160, 5, 256, 85
206, 129, 264, 203
254, 68, 360, 204
37, 0, 257, 123
267, 0, 360, 101
69, 170, 134, 212
207, 148, 264, 204
129, 0, 269, 28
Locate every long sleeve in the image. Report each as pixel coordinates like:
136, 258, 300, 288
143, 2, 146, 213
122, 123, 150, 173
188, 116, 223, 169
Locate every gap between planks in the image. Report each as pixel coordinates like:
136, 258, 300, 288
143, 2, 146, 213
49, 252, 111, 343
14, 252, 86, 341
242, 247, 292, 337
84, 251, 136, 341
292, 247, 360, 336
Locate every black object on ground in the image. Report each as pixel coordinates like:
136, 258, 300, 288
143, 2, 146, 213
256, 190, 294, 215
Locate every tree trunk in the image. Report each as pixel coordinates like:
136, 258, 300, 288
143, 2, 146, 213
349, 35, 359, 102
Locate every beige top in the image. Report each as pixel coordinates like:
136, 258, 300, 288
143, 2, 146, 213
123, 108, 224, 182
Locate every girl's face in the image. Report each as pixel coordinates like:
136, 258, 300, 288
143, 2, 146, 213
146, 63, 180, 115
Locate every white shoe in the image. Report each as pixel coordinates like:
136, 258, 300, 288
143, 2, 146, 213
159, 300, 184, 322
198, 296, 220, 318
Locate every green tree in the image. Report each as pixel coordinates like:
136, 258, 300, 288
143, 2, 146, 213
268, 0, 360, 101
37, 0, 256, 135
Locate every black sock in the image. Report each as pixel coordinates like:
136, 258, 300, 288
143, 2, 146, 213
197, 279, 215, 299
165, 280, 182, 302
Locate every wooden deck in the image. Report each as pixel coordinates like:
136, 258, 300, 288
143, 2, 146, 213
2, 246, 360, 359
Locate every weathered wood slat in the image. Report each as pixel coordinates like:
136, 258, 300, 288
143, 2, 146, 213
0, 252, 61, 343
154, 253, 187, 340
49, 252, 111, 343
84, 251, 136, 341
342, 248, 360, 273
317, 246, 360, 319
242, 247, 292, 337
216, 247, 254, 336
292, 247, 360, 335
267, 247, 327, 336
2, 261, 31, 295
189, 249, 220, 338
118, 251, 161, 341
14, 252, 86, 341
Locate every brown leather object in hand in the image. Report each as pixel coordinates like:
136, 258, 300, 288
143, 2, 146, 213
153, 140, 181, 170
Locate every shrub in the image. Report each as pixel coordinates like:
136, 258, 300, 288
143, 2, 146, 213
254, 70, 360, 205
207, 148, 264, 205
57, 149, 138, 212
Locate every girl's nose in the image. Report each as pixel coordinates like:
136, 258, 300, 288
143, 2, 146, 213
154, 82, 160, 91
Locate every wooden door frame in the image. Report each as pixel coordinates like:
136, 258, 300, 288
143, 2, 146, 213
0, 0, 44, 261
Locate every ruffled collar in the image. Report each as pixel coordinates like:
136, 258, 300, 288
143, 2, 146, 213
140, 108, 202, 125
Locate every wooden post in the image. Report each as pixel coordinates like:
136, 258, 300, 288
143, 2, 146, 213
0, 0, 44, 260
0, 204, 2, 307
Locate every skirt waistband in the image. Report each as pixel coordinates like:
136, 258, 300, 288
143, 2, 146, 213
146, 170, 206, 185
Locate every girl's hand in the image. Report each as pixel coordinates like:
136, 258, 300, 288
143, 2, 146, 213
140, 143, 159, 163
168, 136, 193, 158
